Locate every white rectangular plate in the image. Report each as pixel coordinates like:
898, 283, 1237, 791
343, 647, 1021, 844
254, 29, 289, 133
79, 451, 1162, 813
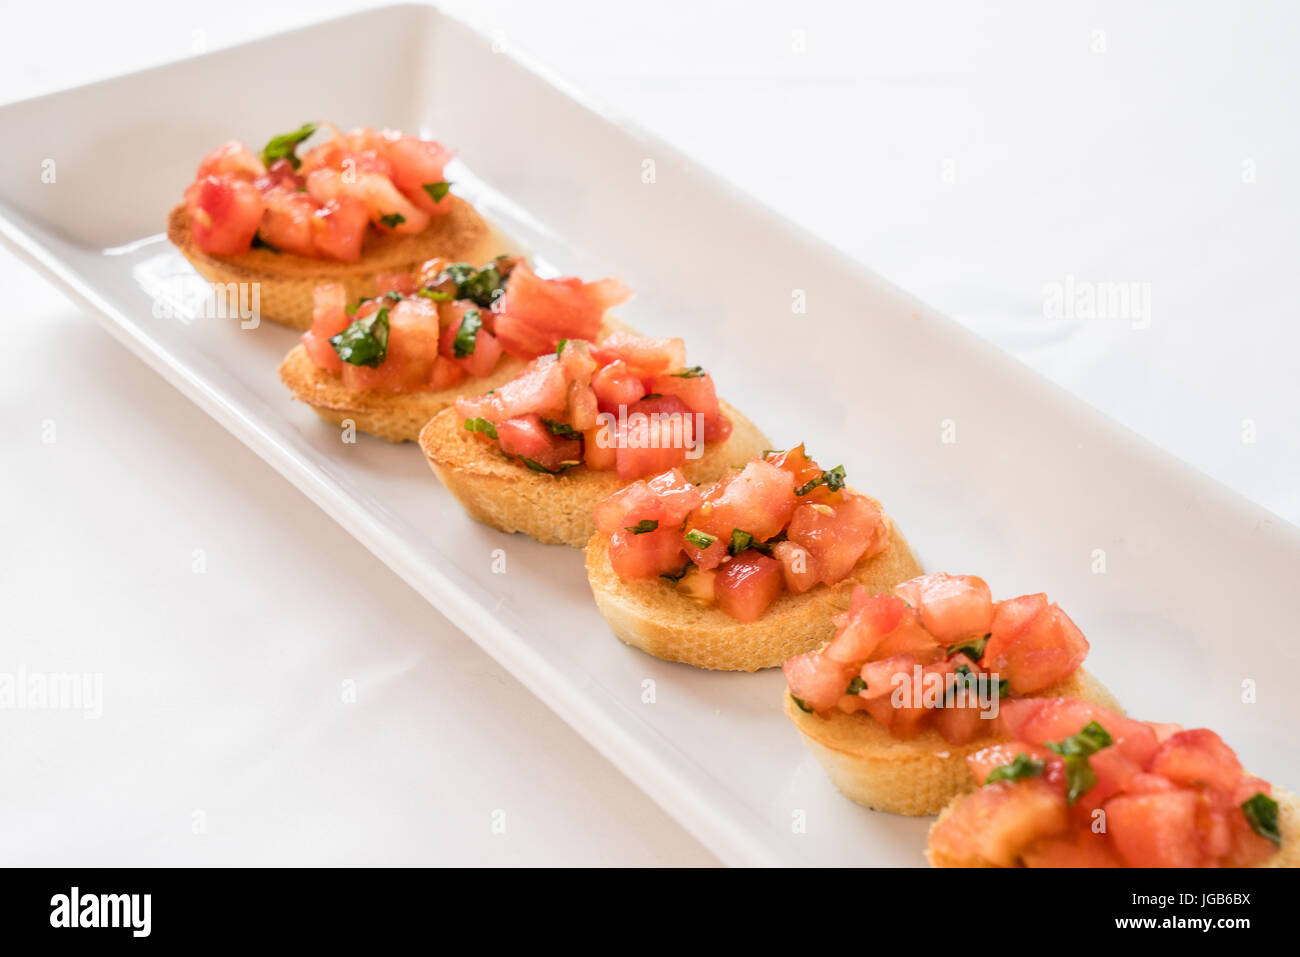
3, 4, 1297, 867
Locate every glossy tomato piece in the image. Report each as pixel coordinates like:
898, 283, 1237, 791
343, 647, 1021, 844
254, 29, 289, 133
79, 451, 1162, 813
257, 185, 317, 256
590, 360, 645, 415
998, 698, 1159, 768
429, 355, 465, 390
455, 354, 568, 422
1149, 729, 1244, 794
607, 525, 686, 579
787, 492, 886, 586
983, 599, 1089, 695
696, 460, 797, 543
493, 266, 626, 358
935, 779, 1069, 868
713, 550, 784, 622
1106, 790, 1202, 867
967, 742, 1054, 786
893, 573, 994, 644
783, 652, 854, 713
614, 410, 690, 481
772, 540, 819, 594
310, 197, 368, 262
824, 590, 910, 664
496, 414, 582, 472
383, 133, 455, 215
566, 382, 600, 431
195, 140, 266, 181
186, 174, 264, 255
648, 370, 720, 420
583, 423, 617, 470
593, 471, 699, 536
593, 332, 686, 379
302, 283, 350, 371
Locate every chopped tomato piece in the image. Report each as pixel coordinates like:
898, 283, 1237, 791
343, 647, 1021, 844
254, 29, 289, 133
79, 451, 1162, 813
783, 652, 854, 713
607, 526, 686, 579
310, 197, 368, 262
614, 409, 691, 481
583, 423, 617, 470
590, 360, 644, 415
787, 492, 886, 586
186, 174, 264, 256
650, 370, 721, 420
496, 414, 582, 473
455, 354, 568, 422
983, 598, 1089, 694
695, 460, 796, 543
894, 573, 994, 644
593, 331, 685, 379
302, 283, 350, 371
493, 266, 626, 358
772, 541, 819, 594
1106, 790, 1202, 867
824, 591, 909, 663
339, 299, 440, 392
1148, 729, 1244, 794
713, 551, 784, 622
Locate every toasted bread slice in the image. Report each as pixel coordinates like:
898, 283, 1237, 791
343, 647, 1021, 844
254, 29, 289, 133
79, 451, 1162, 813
926, 784, 1300, 868
783, 667, 1121, 816
584, 516, 923, 671
167, 197, 503, 330
419, 399, 769, 547
278, 344, 530, 443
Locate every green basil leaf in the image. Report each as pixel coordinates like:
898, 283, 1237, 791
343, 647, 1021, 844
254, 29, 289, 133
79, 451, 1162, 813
791, 694, 814, 714
671, 366, 706, 378
453, 308, 482, 358
555, 338, 568, 356
329, 307, 390, 367
730, 529, 755, 555
948, 634, 991, 660
260, 123, 317, 170
795, 464, 847, 496
417, 288, 453, 302
846, 676, 867, 695
626, 519, 659, 534
1242, 792, 1282, 846
684, 529, 717, 549
520, 457, 580, 475
463, 417, 498, 440
422, 181, 451, 202
542, 417, 580, 438
250, 232, 279, 253
1045, 721, 1114, 805
379, 213, 406, 229
985, 753, 1045, 785
660, 563, 691, 582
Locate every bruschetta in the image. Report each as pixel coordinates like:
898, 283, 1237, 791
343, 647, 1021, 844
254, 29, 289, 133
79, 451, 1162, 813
583, 447, 922, 670
782, 574, 1120, 815
419, 333, 768, 546
168, 124, 501, 329
926, 697, 1297, 867
279, 256, 632, 442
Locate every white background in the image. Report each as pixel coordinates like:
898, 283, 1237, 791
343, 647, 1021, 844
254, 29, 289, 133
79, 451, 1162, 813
2, 0, 1296, 865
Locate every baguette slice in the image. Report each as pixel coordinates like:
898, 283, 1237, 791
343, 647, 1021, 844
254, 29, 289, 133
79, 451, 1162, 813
419, 399, 768, 547
782, 667, 1121, 816
926, 784, 1300, 868
167, 197, 503, 330
278, 344, 530, 443
585, 515, 923, 671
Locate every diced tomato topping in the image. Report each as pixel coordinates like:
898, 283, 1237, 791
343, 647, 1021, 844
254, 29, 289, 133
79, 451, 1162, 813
894, 573, 994, 644
607, 525, 688, 579
1149, 729, 1245, 794
983, 597, 1089, 695
930, 779, 1069, 868
185, 174, 264, 256
310, 197, 368, 262
787, 492, 887, 586
783, 652, 854, 713
615, 407, 692, 481
1020, 829, 1125, 867
339, 299, 441, 392
592, 331, 685, 379
650, 370, 721, 420
429, 355, 465, 390
301, 283, 350, 371
196, 141, 267, 181
493, 266, 629, 358
495, 414, 582, 473
382, 133, 455, 215
439, 302, 502, 378
713, 551, 784, 622
1106, 791, 1202, 867
583, 424, 617, 471
694, 461, 796, 544
456, 354, 568, 422
772, 540, 819, 594
591, 360, 645, 414
824, 591, 909, 663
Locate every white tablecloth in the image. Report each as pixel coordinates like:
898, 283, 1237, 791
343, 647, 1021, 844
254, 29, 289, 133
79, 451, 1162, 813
3, 0, 1295, 865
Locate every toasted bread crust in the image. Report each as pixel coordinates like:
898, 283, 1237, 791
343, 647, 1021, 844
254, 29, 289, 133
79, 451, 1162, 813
784, 667, 1121, 816
584, 514, 924, 671
167, 199, 503, 330
278, 343, 530, 443
418, 399, 769, 547
926, 784, 1300, 868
